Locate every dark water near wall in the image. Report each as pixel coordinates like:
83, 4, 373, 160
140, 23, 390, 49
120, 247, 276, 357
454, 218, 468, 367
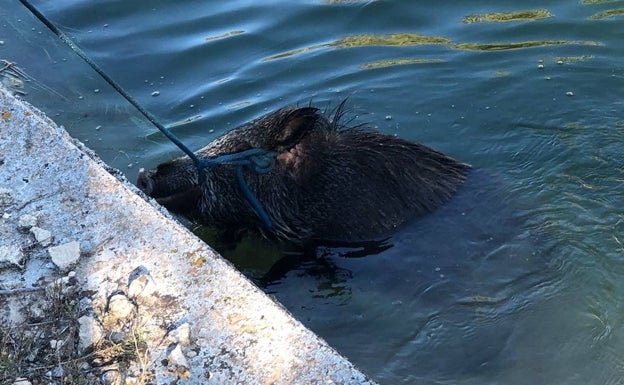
3, 1, 624, 384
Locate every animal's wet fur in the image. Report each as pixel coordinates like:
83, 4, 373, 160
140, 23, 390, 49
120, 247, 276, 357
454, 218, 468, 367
137, 101, 471, 244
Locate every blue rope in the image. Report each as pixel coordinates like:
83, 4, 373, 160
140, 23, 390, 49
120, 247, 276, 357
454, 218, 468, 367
198, 149, 276, 229
19, 0, 276, 229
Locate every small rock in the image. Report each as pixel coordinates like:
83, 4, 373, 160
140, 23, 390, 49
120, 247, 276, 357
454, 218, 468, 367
29, 300, 47, 321
48, 241, 80, 270
78, 315, 104, 353
12, 378, 32, 385
566, 91, 574, 97
168, 322, 191, 346
108, 331, 127, 344
107, 294, 135, 321
151, 91, 160, 97
45, 365, 64, 378
17, 213, 38, 231
100, 369, 121, 385
46, 274, 74, 297
166, 344, 190, 379
0, 187, 13, 207
0, 244, 24, 269
30, 226, 52, 246
128, 266, 157, 299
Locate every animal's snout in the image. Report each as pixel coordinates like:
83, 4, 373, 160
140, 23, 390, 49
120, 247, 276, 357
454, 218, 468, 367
137, 168, 154, 195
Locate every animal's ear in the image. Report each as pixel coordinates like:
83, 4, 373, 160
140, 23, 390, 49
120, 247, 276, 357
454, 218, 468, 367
274, 107, 320, 147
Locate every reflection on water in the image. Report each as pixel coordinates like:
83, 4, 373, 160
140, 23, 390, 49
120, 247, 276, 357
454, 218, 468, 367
5, 0, 624, 384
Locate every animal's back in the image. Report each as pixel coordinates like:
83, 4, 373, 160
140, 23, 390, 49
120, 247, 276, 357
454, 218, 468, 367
293, 128, 471, 241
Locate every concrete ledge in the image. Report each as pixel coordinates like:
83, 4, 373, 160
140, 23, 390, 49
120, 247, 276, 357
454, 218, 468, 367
0, 84, 376, 384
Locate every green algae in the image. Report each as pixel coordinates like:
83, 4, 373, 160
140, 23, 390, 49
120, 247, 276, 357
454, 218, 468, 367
588, 8, 624, 19
331, 33, 451, 48
360, 58, 445, 70
463, 9, 553, 23
205, 30, 244, 42
582, 0, 619, 4
262, 31, 602, 62
454, 40, 601, 51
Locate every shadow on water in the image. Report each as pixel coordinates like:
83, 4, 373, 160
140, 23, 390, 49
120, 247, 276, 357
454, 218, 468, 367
193, 168, 553, 382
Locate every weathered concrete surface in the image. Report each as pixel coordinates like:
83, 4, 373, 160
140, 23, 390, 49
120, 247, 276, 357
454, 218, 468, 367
0, 84, 377, 384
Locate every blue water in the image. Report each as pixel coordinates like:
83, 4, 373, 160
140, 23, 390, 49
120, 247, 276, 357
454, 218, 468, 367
3, 1, 624, 384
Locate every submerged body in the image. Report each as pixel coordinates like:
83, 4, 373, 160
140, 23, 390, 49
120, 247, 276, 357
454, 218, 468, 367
137, 104, 471, 243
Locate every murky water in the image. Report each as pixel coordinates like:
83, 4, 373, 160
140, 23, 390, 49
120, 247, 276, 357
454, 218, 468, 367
3, 1, 624, 383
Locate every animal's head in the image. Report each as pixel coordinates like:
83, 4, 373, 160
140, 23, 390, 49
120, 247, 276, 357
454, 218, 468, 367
136, 106, 328, 212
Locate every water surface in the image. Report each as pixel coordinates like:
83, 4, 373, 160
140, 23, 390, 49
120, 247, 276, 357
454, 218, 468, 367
3, 1, 624, 384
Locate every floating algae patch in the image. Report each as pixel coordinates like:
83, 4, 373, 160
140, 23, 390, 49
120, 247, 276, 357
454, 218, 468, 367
263, 33, 602, 62
555, 55, 594, 63
588, 8, 624, 20
263, 43, 328, 61
360, 58, 445, 70
463, 9, 553, 23
205, 30, 245, 42
263, 33, 451, 61
332, 33, 451, 48
325, 0, 380, 3
582, 0, 619, 4
454, 40, 602, 51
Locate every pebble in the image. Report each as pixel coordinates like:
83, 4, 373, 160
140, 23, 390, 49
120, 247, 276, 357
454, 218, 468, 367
46, 271, 76, 296
48, 241, 81, 270
168, 322, 191, 346
78, 315, 105, 353
151, 91, 160, 97
107, 294, 136, 321
128, 265, 157, 298
29, 300, 47, 320
17, 213, 38, 231
30, 226, 52, 246
0, 244, 24, 269
0, 187, 14, 207
537, 64, 544, 69
100, 369, 121, 385
45, 365, 64, 379
166, 344, 191, 379
12, 378, 32, 385
566, 91, 574, 96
